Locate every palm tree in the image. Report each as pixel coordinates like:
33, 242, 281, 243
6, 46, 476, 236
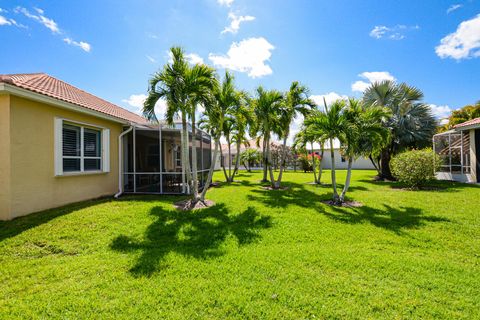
198, 83, 222, 202
339, 98, 390, 202
143, 46, 215, 203
363, 81, 436, 180
273, 81, 315, 189
231, 93, 253, 181
251, 86, 284, 185
293, 124, 323, 184
305, 99, 347, 204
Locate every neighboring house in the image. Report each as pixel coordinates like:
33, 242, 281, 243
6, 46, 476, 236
434, 117, 479, 183
215, 138, 375, 170
0, 73, 211, 220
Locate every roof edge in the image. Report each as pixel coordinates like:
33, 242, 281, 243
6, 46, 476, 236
0, 83, 130, 125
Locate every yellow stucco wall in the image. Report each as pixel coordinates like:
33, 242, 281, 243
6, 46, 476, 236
7, 95, 123, 219
0, 94, 11, 220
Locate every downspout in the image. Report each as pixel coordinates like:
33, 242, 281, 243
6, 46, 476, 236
114, 126, 134, 198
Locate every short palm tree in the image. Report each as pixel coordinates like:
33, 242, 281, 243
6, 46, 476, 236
273, 81, 315, 189
339, 98, 390, 202
363, 81, 436, 180
251, 86, 284, 185
305, 99, 347, 204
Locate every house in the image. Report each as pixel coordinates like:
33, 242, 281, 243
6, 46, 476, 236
0, 73, 211, 220
433, 117, 479, 183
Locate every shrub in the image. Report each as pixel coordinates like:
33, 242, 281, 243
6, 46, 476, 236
390, 149, 440, 188
298, 154, 313, 172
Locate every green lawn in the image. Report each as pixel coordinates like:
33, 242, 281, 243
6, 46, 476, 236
1, 170, 479, 319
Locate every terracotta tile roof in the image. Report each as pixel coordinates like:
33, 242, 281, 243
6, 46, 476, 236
453, 117, 480, 129
0, 73, 149, 124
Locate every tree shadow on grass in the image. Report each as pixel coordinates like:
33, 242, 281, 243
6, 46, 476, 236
0, 197, 113, 243
323, 204, 450, 235
246, 181, 331, 212
110, 203, 272, 277
357, 179, 480, 192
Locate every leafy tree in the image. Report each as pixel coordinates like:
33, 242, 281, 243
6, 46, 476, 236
439, 101, 480, 132
143, 46, 215, 204
363, 81, 436, 180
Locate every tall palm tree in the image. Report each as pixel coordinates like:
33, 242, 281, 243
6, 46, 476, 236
363, 81, 436, 180
212, 72, 242, 183
231, 94, 253, 181
143, 46, 215, 202
198, 82, 222, 202
273, 81, 315, 189
305, 99, 347, 204
251, 86, 284, 185
339, 98, 390, 202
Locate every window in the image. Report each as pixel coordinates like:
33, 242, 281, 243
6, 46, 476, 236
341, 156, 346, 163
175, 145, 182, 168
55, 118, 109, 175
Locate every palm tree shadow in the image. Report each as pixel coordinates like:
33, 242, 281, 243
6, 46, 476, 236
323, 204, 450, 235
110, 203, 271, 277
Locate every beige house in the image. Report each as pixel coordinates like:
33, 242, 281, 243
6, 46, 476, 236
0, 73, 211, 220
434, 117, 479, 183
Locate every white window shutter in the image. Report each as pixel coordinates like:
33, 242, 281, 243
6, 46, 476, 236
54, 118, 63, 176
102, 129, 110, 172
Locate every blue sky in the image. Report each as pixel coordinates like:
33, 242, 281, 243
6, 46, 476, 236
1, 0, 480, 132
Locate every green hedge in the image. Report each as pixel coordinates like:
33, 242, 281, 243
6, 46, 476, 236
391, 149, 440, 188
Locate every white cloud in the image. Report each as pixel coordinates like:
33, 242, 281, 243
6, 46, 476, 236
209, 37, 275, 78
285, 92, 348, 145
63, 38, 91, 52
0, 15, 11, 25
310, 92, 348, 108
429, 104, 452, 119
351, 71, 396, 92
218, 0, 234, 7
447, 4, 462, 14
222, 12, 255, 34
435, 14, 480, 60
15, 6, 59, 33
370, 24, 419, 40
185, 53, 204, 65
167, 51, 204, 65
146, 55, 157, 63
123, 94, 169, 119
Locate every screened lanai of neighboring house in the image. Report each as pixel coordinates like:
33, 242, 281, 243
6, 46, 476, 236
434, 130, 471, 175
121, 123, 212, 194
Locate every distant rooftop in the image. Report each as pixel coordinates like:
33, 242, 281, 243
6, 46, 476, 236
454, 117, 480, 129
0, 73, 149, 125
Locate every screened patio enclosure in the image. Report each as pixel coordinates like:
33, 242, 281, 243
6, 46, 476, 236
121, 123, 212, 194
433, 130, 473, 182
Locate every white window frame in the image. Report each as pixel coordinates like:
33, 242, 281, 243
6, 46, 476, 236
54, 117, 110, 176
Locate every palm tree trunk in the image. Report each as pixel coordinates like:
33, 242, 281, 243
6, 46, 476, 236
274, 135, 288, 189
262, 138, 268, 182
267, 139, 276, 187
219, 143, 229, 182
227, 139, 232, 182
318, 145, 324, 183
311, 142, 318, 184
380, 149, 393, 180
232, 139, 241, 181
181, 113, 192, 195
200, 139, 219, 201
329, 138, 339, 203
191, 110, 198, 201
339, 158, 353, 202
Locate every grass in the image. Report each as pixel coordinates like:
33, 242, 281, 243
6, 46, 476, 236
1, 170, 479, 319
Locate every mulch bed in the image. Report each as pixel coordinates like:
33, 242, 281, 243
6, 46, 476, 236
321, 200, 363, 207
174, 199, 215, 211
